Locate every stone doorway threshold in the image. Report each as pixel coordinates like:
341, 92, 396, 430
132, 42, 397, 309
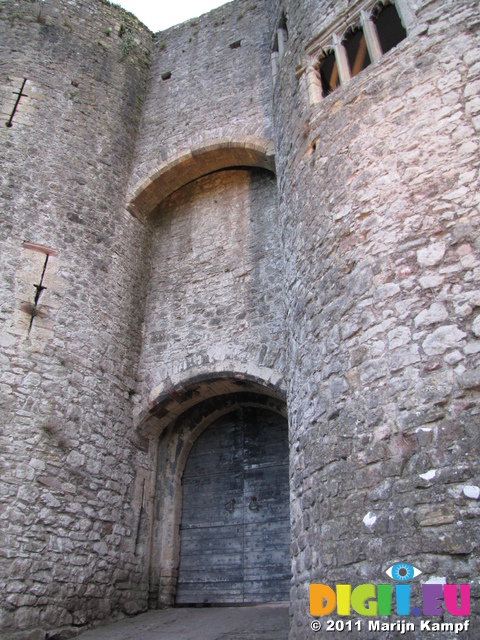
75, 602, 290, 640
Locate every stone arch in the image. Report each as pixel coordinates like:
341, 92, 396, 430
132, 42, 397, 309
126, 137, 276, 222
135, 362, 286, 436
141, 370, 288, 607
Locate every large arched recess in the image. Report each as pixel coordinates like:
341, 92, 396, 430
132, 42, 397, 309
135, 370, 289, 608
126, 137, 275, 222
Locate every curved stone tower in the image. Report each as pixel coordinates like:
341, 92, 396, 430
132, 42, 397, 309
272, 0, 480, 636
1, 0, 479, 637
0, 0, 153, 636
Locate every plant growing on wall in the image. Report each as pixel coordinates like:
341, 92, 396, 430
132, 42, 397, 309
32, 0, 45, 24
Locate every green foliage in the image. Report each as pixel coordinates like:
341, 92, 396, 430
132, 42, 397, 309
118, 20, 138, 61
121, 34, 135, 59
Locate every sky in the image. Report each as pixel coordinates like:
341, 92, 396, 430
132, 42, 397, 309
113, 0, 232, 32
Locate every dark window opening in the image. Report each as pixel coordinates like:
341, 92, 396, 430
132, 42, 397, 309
373, 3, 407, 54
343, 27, 371, 77
272, 11, 288, 54
278, 11, 288, 40
319, 49, 340, 96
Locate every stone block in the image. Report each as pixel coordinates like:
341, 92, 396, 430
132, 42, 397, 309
417, 242, 446, 266
415, 505, 456, 527
422, 325, 467, 355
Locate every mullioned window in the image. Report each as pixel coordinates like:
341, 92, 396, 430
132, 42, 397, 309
303, 0, 410, 106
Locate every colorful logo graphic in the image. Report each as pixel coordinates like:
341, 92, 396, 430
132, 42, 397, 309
385, 563, 422, 582
309, 562, 470, 618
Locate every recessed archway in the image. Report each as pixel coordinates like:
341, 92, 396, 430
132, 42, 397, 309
139, 372, 289, 608
126, 137, 275, 222
135, 364, 286, 437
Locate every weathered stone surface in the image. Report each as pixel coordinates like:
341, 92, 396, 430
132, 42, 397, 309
414, 302, 448, 327
417, 242, 446, 267
472, 314, 480, 337
463, 485, 480, 500
2, 0, 480, 639
415, 506, 456, 527
459, 367, 480, 390
422, 325, 467, 355
273, 0, 480, 636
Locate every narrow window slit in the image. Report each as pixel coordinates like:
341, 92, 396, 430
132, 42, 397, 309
27, 253, 49, 335
5, 78, 28, 128
134, 479, 146, 556
276, 12, 288, 58
271, 10, 288, 78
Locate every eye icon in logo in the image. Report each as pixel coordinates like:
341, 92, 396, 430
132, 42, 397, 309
386, 563, 422, 582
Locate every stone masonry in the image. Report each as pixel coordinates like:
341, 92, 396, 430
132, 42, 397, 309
275, 1, 480, 637
1, 0, 479, 638
1, 0, 153, 637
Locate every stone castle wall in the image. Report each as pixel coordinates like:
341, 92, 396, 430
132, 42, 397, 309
127, 0, 285, 412
0, 0, 285, 636
0, 0, 153, 636
136, 168, 285, 406
1, 0, 479, 638
273, 0, 480, 636
127, 0, 275, 199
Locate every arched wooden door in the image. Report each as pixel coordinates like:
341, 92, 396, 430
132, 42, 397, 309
176, 406, 290, 604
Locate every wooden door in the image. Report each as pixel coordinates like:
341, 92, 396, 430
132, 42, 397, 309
176, 407, 290, 604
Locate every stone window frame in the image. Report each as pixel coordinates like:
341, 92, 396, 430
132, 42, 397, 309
271, 10, 288, 83
301, 0, 415, 106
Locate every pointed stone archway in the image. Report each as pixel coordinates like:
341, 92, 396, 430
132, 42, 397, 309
135, 371, 290, 608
